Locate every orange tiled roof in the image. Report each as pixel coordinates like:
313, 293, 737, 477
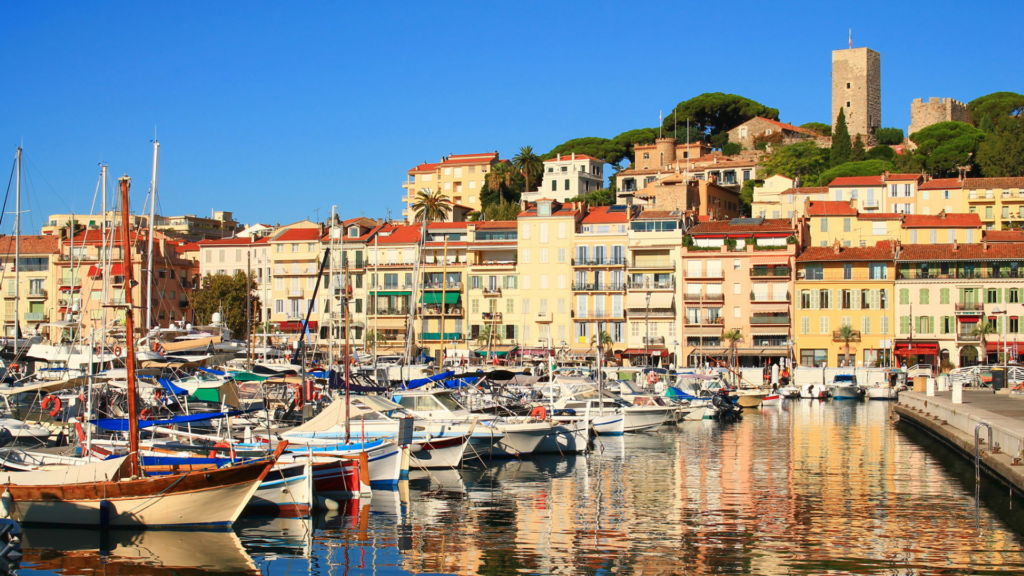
902, 213, 982, 228
544, 154, 602, 163
806, 201, 857, 216
899, 242, 1024, 261
984, 230, 1024, 243
688, 218, 794, 235
918, 178, 964, 190
274, 228, 322, 242
797, 240, 895, 262
828, 176, 884, 187
779, 186, 827, 196
582, 206, 628, 224
885, 173, 923, 181
964, 177, 1024, 189
0, 234, 59, 255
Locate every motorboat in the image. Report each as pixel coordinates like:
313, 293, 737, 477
778, 385, 801, 398
735, 388, 767, 408
550, 383, 673, 435
867, 385, 899, 400
830, 374, 865, 400
761, 393, 783, 406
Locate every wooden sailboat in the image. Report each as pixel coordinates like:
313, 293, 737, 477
1, 174, 281, 528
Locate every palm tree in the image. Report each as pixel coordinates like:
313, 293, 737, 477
971, 321, 999, 365
475, 325, 504, 361
485, 162, 518, 203
411, 188, 452, 223
512, 146, 543, 194
365, 329, 387, 346
836, 324, 857, 368
723, 329, 743, 386
591, 330, 612, 359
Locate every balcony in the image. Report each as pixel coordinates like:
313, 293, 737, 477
683, 291, 724, 302
483, 287, 502, 297
751, 291, 790, 302
685, 317, 725, 327
954, 302, 984, 314
24, 312, 47, 322
27, 289, 47, 300
418, 306, 463, 317
832, 329, 862, 342
862, 198, 879, 209
750, 266, 791, 278
470, 260, 517, 270
371, 284, 414, 291
373, 308, 408, 316
482, 312, 503, 322
535, 311, 553, 323
422, 282, 462, 290
682, 268, 724, 279
574, 310, 625, 319
968, 191, 996, 201
287, 290, 304, 298
626, 308, 676, 318
957, 332, 981, 342
572, 283, 626, 291
629, 259, 675, 270
626, 280, 675, 290
750, 315, 791, 325
572, 257, 627, 267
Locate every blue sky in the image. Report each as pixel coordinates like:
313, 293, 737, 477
1, 0, 1019, 233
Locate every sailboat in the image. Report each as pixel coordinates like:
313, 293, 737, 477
0, 174, 280, 528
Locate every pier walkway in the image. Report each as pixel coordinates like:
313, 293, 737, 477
897, 390, 1024, 492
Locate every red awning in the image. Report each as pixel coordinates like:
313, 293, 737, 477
277, 321, 318, 332
895, 347, 938, 356
958, 317, 979, 323
109, 263, 124, 275
895, 342, 938, 350
87, 265, 101, 278
620, 348, 668, 356
986, 342, 1024, 354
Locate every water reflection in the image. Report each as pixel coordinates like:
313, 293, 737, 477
17, 401, 1024, 575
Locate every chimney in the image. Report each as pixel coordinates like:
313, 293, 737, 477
557, 153, 561, 161
832, 239, 841, 254
571, 152, 575, 161
982, 240, 989, 252
883, 170, 890, 180
952, 239, 959, 251
939, 210, 946, 219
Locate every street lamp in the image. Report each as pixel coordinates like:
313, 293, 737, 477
671, 339, 679, 371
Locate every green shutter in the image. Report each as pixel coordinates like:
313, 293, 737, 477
900, 316, 910, 334
940, 288, 949, 304
929, 317, 935, 333
900, 289, 909, 305
997, 288, 1003, 304
920, 289, 929, 305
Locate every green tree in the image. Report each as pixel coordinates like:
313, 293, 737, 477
411, 188, 453, 222
815, 160, 890, 186
740, 178, 760, 208
476, 324, 504, 359
971, 322, 999, 364
611, 128, 662, 164
875, 127, 905, 145
800, 122, 831, 137
977, 116, 1024, 177
566, 189, 615, 207
481, 200, 521, 221
512, 146, 543, 194
481, 162, 524, 208
968, 92, 1024, 126
865, 144, 896, 162
662, 93, 779, 145
591, 330, 613, 360
830, 108, 852, 168
364, 330, 387, 347
851, 134, 866, 161
722, 329, 742, 385
906, 121, 986, 176
545, 137, 625, 165
980, 114, 997, 134
757, 141, 831, 184
722, 142, 742, 156
836, 324, 857, 368
191, 271, 259, 339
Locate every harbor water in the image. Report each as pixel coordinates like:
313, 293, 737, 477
17, 400, 1024, 575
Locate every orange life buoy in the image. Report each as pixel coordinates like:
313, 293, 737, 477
647, 371, 658, 385
152, 341, 161, 352
140, 408, 153, 420
113, 346, 122, 356
208, 441, 233, 459
529, 405, 548, 420
41, 395, 62, 418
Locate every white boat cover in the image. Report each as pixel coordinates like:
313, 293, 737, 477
287, 400, 372, 435
1, 455, 127, 485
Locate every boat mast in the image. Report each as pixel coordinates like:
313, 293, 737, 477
101, 165, 109, 344
146, 140, 159, 331
119, 174, 141, 477
13, 148, 20, 355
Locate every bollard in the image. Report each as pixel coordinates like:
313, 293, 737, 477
952, 380, 963, 404
927, 378, 936, 397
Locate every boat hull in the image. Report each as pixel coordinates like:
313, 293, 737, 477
622, 407, 672, 432
536, 420, 590, 454
284, 440, 403, 487
409, 434, 469, 469
831, 386, 865, 400
7, 459, 269, 527
867, 387, 899, 400
736, 394, 765, 408
761, 394, 783, 406
591, 413, 625, 436
800, 384, 830, 399
247, 462, 313, 517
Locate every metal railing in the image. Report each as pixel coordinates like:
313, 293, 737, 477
750, 267, 791, 277
682, 269, 724, 278
955, 303, 985, 312
751, 315, 791, 325
574, 311, 625, 319
630, 260, 676, 269
374, 308, 408, 315
683, 292, 723, 301
626, 280, 675, 290
482, 312, 503, 321
483, 287, 502, 296
831, 329, 862, 342
422, 281, 462, 290
899, 270, 1023, 280
572, 283, 626, 291
751, 291, 791, 302
572, 257, 627, 266
417, 306, 463, 316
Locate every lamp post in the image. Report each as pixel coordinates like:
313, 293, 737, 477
994, 307, 1008, 372
671, 339, 679, 371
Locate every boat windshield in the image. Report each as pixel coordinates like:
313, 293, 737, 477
434, 393, 464, 411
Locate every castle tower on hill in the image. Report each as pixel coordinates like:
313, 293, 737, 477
832, 46, 881, 141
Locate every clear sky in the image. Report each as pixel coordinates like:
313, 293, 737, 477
1, 0, 1020, 233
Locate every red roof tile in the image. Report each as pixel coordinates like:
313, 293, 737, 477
274, 228, 322, 242
373, 224, 421, 244
70, 229, 145, 245
0, 235, 59, 255
427, 222, 468, 229
828, 176, 884, 187
473, 221, 517, 229
408, 162, 441, 174
884, 173, 923, 182
984, 230, 1024, 243
582, 206, 628, 224
899, 243, 1024, 261
197, 236, 270, 246
964, 177, 1024, 189
902, 213, 982, 228
635, 210, 680, 220
779, 186, 828, 196
757, 117, 818, 136
857, 213, 903, 221
806, 201, 857, 216
689, 218, 794, 235
918, 178, 964, 191
797, 240, 895, 262
544, 154, 603, 163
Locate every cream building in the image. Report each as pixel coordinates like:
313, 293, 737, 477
964, 177, 1024, 231
524, 154, 605, 203
570, 206, 629, 356
623, 210, 684, 366
465, 221, 519, 359
266, 222, 325, 337
0, 235, 60, 339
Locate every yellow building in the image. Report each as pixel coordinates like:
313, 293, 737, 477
917, 177, 964, 215
266, 222, 325, 337
517, 199, 580, 353
804, 200, 902, 247
751, 174, 795, 218
465, 221, 519, 359
0, 235, 60, 339
401, 153, 502, 221
624, 210, 684, 366
571, 206, 630, 355
794, 240, 896, 367
364, 223, 420, 354
418, 222, 468, 359
964, 177, 1024, 231
899, 213, 982, 245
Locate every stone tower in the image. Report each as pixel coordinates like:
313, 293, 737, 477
908, 97, 972, 137
832, 47, 881, 140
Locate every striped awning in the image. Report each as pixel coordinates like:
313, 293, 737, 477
367, 317, 407, 330
750, 326, 790, 336
751, 303, 790, 313
687, 326, 723, 336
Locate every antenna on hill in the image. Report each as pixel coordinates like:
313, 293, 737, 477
659, 110, 663, 138
849, 29, 852, 49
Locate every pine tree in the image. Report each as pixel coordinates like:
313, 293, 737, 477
980, 114, 997, 134
851, 134, 866, 161
831, 108, 852, 168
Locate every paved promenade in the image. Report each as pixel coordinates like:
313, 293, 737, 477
897, 390, 1024, 492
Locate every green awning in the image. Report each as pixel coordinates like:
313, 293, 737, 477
232, 372, 267, 382
420, 292, 460, 304
373, 291, 411, 297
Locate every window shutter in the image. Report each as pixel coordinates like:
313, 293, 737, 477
852, 289, 861, 310
811, 290, 819, 310
900, 289, 909, 305
900, 316, 910, 334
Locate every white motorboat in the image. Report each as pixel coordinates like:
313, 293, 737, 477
778, 385, 801, 398
247, 461, 315, 517
761, 393, 783, 406
551, 384, 672, 435
0, 419, 51, 442
867, 386, 899, 400
830, 374, 865, 400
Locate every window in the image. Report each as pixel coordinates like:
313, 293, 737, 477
539, 248, 548, 264
920, 289, 930, 305
801, 316, 810, 334
930, 230, 937, 244
1012, 318, 1020, 333
1010, 289, 1020, 304
557, 248, 566, 263
844, 218, 851, 232
820, 219, 828, 232
899, 289, 909, 305
942, 316, 953, 334
910, 230, 918, 243
862, 316, 871, 335
564, 179, 570, 191
820, 316, 829, 334
801, 349, 827, 367
843, 263, 852, 280
988, 289, 999, 304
